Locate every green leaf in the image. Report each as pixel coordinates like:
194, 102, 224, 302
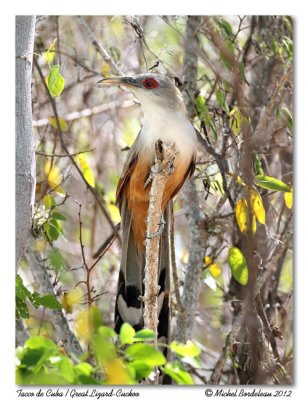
215, 89, 229, 112
281, 36, 293, 59
91, 333, 117, 365
215, 89, 224, 108
16, 297, 29, 319
163, 362, 193, 385
255, 175, 291, 193
229, 352, 239, 368
253, 152, 264, 175
125, 343, 166, 367
133, 329, 155, 341
16, 275, 31, 301
228, 246, 248, 286
20, 348, 45, 368
195, 95, 206, 115
170, 340, 201, 358
37, 294, 62, 310
75, 362, 93, 377
48, 249, 66, 270
51, 211, 67, 221
119, 323, 136, 345
49, 218, 63, 234
60, 358, 75, 383
47, 65, 65, 97
25, 336, 58, 351
43, 194, 56, 209
127, 361, 153, 381
43, 221, 60, 242
216, 18, 233, 38
97, 326, 116, 339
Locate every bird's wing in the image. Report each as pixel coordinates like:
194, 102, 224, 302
169, 154, 196, 199
115, 135, 141, 209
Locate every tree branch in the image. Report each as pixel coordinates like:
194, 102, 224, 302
16, 16, 36, 270
143, 140, 176, 338
175, 16, 206, 343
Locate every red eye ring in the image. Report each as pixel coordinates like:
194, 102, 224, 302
142, 78, 159, 89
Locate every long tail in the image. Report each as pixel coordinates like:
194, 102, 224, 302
115, 202, 170, 343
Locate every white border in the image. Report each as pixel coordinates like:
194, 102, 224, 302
3, 1, 307, 399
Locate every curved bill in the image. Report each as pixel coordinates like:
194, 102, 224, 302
96, 76, 141, 88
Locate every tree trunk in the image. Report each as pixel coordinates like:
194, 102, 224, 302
16, 16, 36, 270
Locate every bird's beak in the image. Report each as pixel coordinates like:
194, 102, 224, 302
96, 76, 141, 88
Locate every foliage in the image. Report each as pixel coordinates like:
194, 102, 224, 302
16, 323, 201, 385
16, 275, 61, 319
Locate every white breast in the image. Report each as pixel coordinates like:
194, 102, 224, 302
137, 106, 197, 165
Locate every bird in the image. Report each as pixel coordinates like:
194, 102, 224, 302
97, 73, 197, 343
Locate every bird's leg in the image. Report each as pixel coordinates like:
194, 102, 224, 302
146, 211, 166, 239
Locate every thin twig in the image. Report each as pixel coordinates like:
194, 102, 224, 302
36, 149, 94, 158
77, 16, 123, 75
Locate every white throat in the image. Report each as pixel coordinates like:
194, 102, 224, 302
137, 103, 197, 164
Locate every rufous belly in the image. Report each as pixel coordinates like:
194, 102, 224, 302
124, 155, 190, 250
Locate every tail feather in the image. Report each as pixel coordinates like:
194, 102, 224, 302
115, 201, 171, 342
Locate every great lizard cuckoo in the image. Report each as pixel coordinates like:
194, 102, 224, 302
97, 73, 197, 342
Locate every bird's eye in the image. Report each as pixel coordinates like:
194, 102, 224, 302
142, 78, 159, 89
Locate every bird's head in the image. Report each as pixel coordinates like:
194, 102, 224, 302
97, 73, 185, 113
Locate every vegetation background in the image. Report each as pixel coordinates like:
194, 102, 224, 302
15, 15, 293, 385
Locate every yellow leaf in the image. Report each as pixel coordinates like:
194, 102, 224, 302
250, 189, 266, 224
284, 190, 293, 209
33, 239, 46, 253
42, 38, 57, 64
205, 256, 221, 278
236, 175, 245, 185
235, 198, 249, 233
110, 17, 125, 39
75, 154, 95, 188
181, 249, 189, 264
252, 214, 257, 234
236, 197, 257, 233
229, 107, 242, 135
100, 63, 111, 78
75, 309, 92, 342
105, 358, 133, 385
44, 160, 65, 195
75, 305, 102, 342
49, 116, 68, 132
209, 263, 221, 278
61, 288, 83, 314
107, 204, 121, 224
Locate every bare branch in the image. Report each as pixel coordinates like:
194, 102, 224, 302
144, 140, 176, 338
